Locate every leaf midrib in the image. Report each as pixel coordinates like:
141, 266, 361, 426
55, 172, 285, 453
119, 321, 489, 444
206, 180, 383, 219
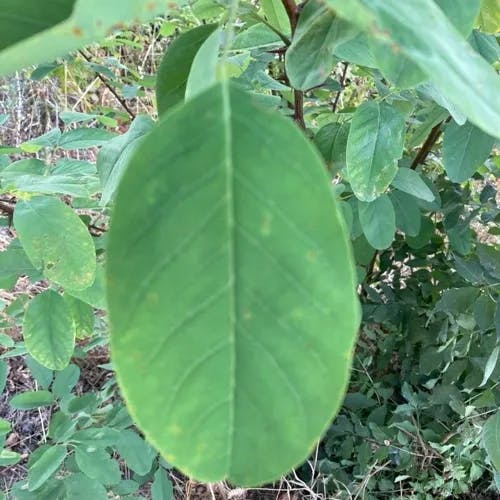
221, 82, 237, 475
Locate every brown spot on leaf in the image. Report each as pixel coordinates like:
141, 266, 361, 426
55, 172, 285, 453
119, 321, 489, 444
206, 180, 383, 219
72, 26, 83, 37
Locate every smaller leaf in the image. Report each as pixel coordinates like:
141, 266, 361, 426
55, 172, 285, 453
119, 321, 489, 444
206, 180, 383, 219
391, 168, 435, 202
58, 128, 116, 150
435, 288, 480, 314
347, 101, 405, 202
28, 445, 67, 491
185, 28, 221, 100
358, 195, 396, 250
52, 364, 80, 398
0, 360, 8, 394
480, 346, 499, 387
25, 356, 53, 390
443, 121, 495, 182
116, 429, 156, 475
0, 449, 21, 467
64, 473, 108, 500
23, 290, 75, 370
10, 390, 54, 410
152, 468, 174, 500
75, 447, 121, 485
483, 411, 500, 470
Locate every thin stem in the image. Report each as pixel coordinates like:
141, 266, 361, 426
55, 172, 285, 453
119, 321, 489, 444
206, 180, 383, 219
410, 117, 451, 170
251, 13, 291, 46
78, 50, 136, 120
332, 62, 349, 113
281, 0, 305, 129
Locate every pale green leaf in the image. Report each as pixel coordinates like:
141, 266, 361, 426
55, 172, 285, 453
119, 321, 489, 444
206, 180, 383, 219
14, 196, 96, 290
10, 390, 54, 410
28, 445, 67, 491
107, 82, 360, 486
98, 115, 154, 206
261, 0, 291, 35
185, 29, 221, 101
358, 195, 396, 250
23, 290, 75, 370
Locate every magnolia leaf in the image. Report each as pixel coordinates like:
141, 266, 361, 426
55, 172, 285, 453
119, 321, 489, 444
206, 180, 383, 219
108, 82, 360, 486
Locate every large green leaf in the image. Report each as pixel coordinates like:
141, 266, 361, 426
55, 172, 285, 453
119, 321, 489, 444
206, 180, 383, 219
364, 0, 500, 139
286, 0, 356, 90
442, 121, 495, 182
14, 196, 96, 290
358, 195, 396, 250
108, 82, 360, 486
156, 24, 218, 117
98, 115, 154, 206
483, 411, 500, 470
0, 0, 182, 77
23, 290, 75, 370
346, 101, 405, 202
389, 191, 421, 237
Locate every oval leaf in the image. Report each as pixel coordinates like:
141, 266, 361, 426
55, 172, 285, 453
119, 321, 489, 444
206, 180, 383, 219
442, 121, 495, 183
391, 168, 435, 202
108, 82, 360, 486
23, 290, 75, 370
14, 196, 96, 290
358, 195, 396, 250
10, 390, 54, 410
347, 101, 405, 202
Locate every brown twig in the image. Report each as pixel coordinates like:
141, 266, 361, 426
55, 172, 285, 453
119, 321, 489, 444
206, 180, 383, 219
281, 0, 306, 129
78, 50, 136, 120
332, 62, 349, 113
410, 117, 450, 170
281, 0, 299, 32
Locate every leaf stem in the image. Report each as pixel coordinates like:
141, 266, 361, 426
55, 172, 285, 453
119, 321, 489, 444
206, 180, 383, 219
410, 117, 451, 170
78, 50, 136, 120
281, 0, 305, 129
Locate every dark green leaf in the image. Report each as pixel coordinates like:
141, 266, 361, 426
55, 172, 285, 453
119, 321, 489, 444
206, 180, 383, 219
442, 121, 495, 182
156, 24, 218, 116
347, 101, 405, 201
